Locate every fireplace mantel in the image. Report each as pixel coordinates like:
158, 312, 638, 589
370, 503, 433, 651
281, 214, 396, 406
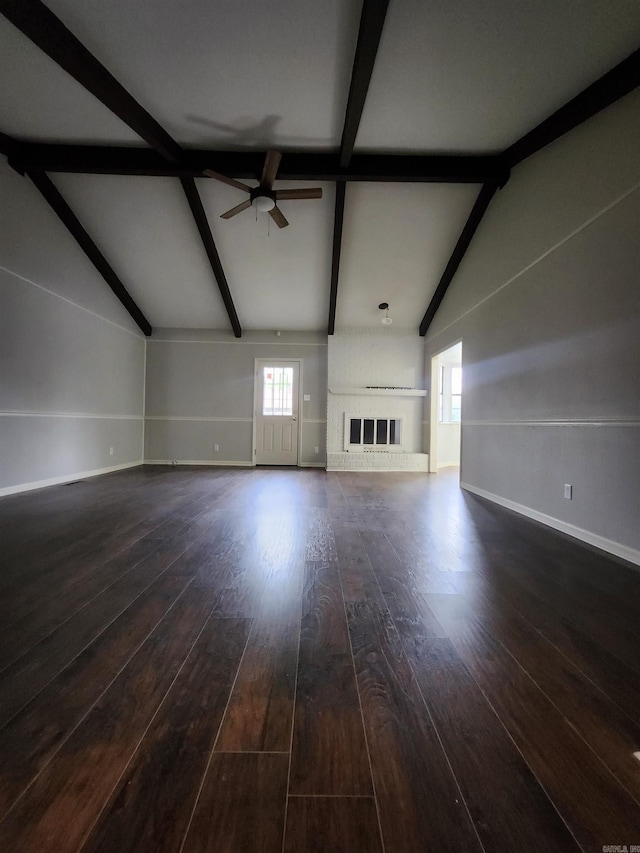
329, 386, 427, 398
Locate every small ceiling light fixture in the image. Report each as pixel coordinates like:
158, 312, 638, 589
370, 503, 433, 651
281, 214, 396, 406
251, 188, 276, 213
379, 302, 393, 325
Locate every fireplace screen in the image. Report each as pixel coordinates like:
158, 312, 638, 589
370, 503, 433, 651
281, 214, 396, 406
344, 415, 402, 451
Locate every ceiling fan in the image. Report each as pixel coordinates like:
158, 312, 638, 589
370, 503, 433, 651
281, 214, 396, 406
203, 150, 322, 229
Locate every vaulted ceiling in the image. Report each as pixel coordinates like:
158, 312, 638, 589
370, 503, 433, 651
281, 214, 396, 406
1, 0, 640, 336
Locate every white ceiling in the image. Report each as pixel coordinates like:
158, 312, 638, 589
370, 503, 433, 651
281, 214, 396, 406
9, 0, 362, 149
338, 183, 480, 328
53, 174, 231, 328
0, 16, 138, 144
2, 0, 640, 334
52, 172, 336, 330
198, 178, 335, 331
356, 0, 640, 153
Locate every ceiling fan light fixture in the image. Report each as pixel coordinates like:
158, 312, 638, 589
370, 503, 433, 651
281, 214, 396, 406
252, 194, 276, 213
379, 302, 393, 325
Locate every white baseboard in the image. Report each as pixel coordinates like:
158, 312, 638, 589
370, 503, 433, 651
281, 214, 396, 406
144, 459, 253, 467
145, 459, 326, 469
0, 460, 143, 497
461, 482, 640, 567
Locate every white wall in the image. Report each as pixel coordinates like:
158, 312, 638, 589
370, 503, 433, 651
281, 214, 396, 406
143, 329, 327, 467
424, 89, 640, 564
436, 423, 460, 468
0, 160, 146, 495
328, 327, 428, 470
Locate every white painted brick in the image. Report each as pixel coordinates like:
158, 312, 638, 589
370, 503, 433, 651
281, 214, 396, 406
327, 328, 427, 467
326, 451, 429, 472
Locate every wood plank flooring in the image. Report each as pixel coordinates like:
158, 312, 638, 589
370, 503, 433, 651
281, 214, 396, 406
1, 466, 640, 852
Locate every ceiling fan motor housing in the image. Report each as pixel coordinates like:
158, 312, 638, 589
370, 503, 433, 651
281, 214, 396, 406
251, 187, 276, 212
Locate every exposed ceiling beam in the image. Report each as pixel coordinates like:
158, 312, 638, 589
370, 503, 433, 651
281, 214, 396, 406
504, 47, 640, 168
0, 0, 183, 164
340, 0, 390, 168
27, 170, 152, 336
0, 130, 20, 158
8, 144, 506, 184
419, 181, 500, 337
180, 178, 242, 338
328, 183, 346, 335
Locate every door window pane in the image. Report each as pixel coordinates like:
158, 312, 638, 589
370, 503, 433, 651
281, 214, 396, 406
263, 367, 293, 416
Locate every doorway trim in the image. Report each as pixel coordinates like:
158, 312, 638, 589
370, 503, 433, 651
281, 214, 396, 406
252, 357, 303, 467
429, 338, 462, 474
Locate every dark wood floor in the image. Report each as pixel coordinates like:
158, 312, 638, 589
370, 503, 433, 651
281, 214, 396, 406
0, 466, 639, 853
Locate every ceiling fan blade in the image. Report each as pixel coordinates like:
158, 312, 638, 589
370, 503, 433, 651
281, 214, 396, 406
220, 199, 252, 219
275, 188, 323, 200
203, 169, 251, 193
269, 205, 289, 229
261, 150, 282, 189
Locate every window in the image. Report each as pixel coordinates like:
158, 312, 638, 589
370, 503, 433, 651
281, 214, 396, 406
439, 364, 462, 423
262, 366, 293, 416
451, 367, 462, 424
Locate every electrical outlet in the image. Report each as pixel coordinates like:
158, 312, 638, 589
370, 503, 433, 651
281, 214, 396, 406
214, 444, 220, 451
314, 446, 319, 454
564, 483, 572, 500
109, 447, 114, 456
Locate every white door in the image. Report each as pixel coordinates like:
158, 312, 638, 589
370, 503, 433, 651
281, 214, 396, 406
254, 360, 300, 465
